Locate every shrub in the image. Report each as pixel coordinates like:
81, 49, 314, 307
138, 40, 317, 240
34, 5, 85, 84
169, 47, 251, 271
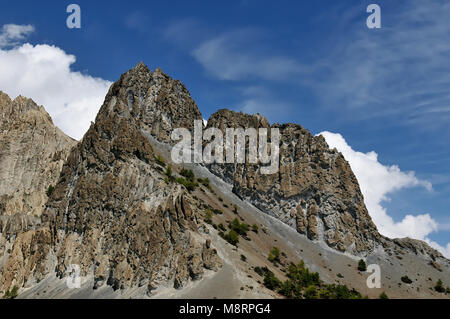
254, 266, 269, 277
263, 271, 281, 291
379, 292, 389, 299
329, 284, 362, 299
204, 209, 213, 224
223, 230, 239, 246
401, 275, 413, 284
175, 177, 198, 191
217, 223, 226, 232
304, 285, 318, 299
252, 224, 259, 233
268, 247, 281, 264
46, 185, 55, 197
286, 261, 320, 288
240, 254, 247, 262
3, 286, 18, 299
155, 155, 166, 167
180, 168, 195, 182
259, 261, 362, 300
434, 279, 445, 293
233, 205, 239, 215
229, 218, 249, 237
165, 165, 173, 178
337, 273, 344, 278
279, 280, 296, 298
358, 259, 367, 272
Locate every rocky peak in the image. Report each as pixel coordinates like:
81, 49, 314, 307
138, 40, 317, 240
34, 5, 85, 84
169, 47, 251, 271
0, 91, 75, 219
206, 109, 381, 254
98, 63, 202, 144
0, 92, 53, 129
206, 109, 270, 131
7, 63, 222, 294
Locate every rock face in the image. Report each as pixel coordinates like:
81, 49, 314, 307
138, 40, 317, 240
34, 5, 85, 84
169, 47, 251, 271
0, 63, 447, 298
106, 62, 203, 144
0, 63, 221, 294
205, 110, 380, 254
204, 110, 447, 261
0, 91, 76, 219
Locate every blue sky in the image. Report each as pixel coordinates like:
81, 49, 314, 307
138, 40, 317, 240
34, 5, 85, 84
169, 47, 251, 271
0, 0, 449, 255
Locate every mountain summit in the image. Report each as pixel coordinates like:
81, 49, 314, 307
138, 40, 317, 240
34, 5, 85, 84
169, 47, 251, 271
0, 63, 448, 299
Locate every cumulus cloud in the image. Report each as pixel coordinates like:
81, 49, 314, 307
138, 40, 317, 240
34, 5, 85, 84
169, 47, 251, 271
427, 241, 450, 259
0, 24, 34, 48
0, 25, 112, 140
320, 131, 449, 257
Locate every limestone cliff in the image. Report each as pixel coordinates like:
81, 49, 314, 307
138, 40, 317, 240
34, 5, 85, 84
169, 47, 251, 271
0, 91, 76, 219
0, 64, 221, 294
205, 109, 443, 260
0, 63, 447, 298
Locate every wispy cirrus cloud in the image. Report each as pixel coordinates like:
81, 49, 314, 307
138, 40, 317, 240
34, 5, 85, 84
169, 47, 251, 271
306, 0, 450, 128
191, 28, 305, 81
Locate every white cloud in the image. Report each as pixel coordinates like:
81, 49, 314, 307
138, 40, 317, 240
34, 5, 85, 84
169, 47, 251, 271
427, 240, 450, 259
191, 29, 304, 81
0, 25, 112, 140
320, 131, 449, 258
0, 24, 34, 48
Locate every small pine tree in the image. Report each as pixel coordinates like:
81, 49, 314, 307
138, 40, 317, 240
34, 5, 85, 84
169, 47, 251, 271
3, 286, 19, 299
155, 155, 166, 167
358, 259, 367, 272
165, 165, 172, 178
263, 271, 281, 291
204, 209, 213, 224
46, 185, 55, 197
304, 285, 318, 299
401, 275, 413, 284
268, 247, 281, 264
224, 230, 239, 246
379, 292, 389, 299
434, 279, 445, 293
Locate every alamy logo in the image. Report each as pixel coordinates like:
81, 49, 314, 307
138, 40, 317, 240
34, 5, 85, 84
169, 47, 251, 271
66, 4, 81, 29
171, 120, 280, 174
366, 264, 381, 289
366, 4, 381, 29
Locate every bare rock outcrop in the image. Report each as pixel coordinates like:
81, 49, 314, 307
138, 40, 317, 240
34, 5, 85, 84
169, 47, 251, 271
205, 110, 380, 255
0, 63, 221, 294
0, 63, 446, 297
0, 91, 76, 219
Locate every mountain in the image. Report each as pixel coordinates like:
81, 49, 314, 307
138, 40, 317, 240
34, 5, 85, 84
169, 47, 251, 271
206, 109, 381, 254
0, 63, 448, 299
0, 91, 75, 219
0, 63, 221, 297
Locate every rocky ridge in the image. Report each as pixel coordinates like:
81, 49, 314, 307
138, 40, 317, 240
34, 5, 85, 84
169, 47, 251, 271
205, 109, 381, 254
0, 91, 75, 219
0, 63, 221, 294
0, 63, 447, 298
